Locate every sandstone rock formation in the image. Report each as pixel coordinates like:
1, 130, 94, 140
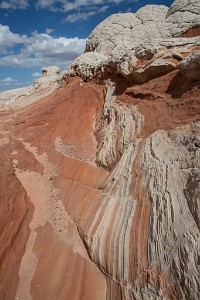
0, 0, 200, 300
67, 0, 200, 81
42, 66, 61, 76
0, 66, 63, 110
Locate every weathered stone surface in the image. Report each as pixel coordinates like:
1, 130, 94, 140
0, 1, 200, 300
141, 123, 200, 300
68, 0, 200, 83
130, 57, 177, 83
167, 0, 200, 36
0, 78, 108, 300
1, 56, 200, 300
0, 66, 63, 110
42, 65, 61, 76
65, 52, 114, 80
86, 6, 170, 55
179, 51, 200, 80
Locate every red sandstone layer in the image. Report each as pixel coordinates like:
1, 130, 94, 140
0, 68, 200, 299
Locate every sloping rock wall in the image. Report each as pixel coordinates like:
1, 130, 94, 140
0, 0, 200, 299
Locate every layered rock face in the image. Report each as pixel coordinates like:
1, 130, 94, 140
0, 1, 200, 300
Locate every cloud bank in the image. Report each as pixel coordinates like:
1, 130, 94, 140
0, 25, 86, 68
0, 0, 138, 22
0, 0, 29, 9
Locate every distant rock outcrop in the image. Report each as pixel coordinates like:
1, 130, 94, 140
0, 1, 200, 300
0, 66, 62, 110
42, 66, 61, 77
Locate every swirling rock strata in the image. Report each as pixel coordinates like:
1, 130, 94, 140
0, 0, 200, 299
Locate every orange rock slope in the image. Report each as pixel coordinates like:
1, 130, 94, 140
0, 65, 200, 299
0, 78, 107, 300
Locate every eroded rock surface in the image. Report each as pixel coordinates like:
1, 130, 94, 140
0, 0, 200, 299
68, 0, 200, 82
0, 66, 63, 110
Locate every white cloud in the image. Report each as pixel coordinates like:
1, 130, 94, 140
0, 0, 138, 16
0, 27, 86, 68
0, 0, 29, 9
0, 24, 27, 52
45, 28, 54, 34
65, 11, 96, 23
99, 5, 109, 12
65, 5, 109, 22
0, 0, 138, 23
36, 0, 132, 12
32, 72, 41, 78
1, 76, 14, 83
23, 33, 86, 64
0, 76, 21, 91
35, 0, 138, 23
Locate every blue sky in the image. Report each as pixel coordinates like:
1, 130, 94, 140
0, 0, 173, 91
